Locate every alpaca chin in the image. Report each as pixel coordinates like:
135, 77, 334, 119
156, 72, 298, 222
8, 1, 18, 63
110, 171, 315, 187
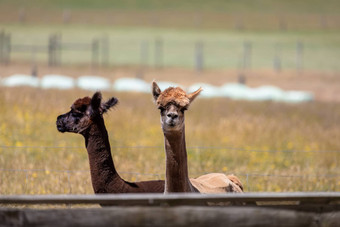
162, 122, 182, 133
56, 122, 66, 133
57, 126, 66, 133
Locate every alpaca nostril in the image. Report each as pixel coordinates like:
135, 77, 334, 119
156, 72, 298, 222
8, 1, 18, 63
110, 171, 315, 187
167, 113, 178, 119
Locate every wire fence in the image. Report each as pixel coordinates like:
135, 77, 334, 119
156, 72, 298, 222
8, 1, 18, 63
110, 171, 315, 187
0, 145, 339, 194
2, 144, 340, 153
1, 30, 339, 73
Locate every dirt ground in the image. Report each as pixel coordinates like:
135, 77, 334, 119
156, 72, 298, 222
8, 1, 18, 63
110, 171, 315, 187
0, 62, 339, 103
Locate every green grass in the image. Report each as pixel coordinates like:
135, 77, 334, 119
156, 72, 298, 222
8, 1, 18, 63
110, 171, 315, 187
0, 88, 339, 194
2, 0, 340, 14
1, 24, 340, 72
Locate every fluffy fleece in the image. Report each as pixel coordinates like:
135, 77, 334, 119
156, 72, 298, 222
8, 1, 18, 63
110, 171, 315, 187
156, 87, 191, 107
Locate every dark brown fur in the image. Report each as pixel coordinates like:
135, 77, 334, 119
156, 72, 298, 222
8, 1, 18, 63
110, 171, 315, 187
56, 92, 164, 194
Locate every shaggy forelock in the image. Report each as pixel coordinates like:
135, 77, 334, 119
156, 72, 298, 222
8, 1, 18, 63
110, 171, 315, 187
156, 87, 190, 107
72, 97, 91, 111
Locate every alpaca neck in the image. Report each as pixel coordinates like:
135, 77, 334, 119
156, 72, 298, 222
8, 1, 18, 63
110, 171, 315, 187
83, 117, 122, 193
163, 125, 195, 193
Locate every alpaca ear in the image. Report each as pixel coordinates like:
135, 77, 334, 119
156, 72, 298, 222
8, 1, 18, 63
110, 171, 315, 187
187, 87, 203, 103
88, 91, 102, 118
101, 97, 118, 114
152, 81, 162, 103
91, 91, 102, 111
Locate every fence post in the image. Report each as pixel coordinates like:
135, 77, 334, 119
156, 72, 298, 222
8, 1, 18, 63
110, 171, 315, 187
237, 72, 246, 84
0, 30, 3, 64
3, 33, 11, 65
101, 35, 109, 67
140, 40, 149, 67
92, 38, 99, 68
48, 33, 61, 67
31, 45, 37, 71
48, 34, 55, 66
296, 41, 304, 73
56, 33, 62, 66
242, 41, 252, 70
273, 43, 281, 73
154, 37, 163, 68
195, 41, 204, 73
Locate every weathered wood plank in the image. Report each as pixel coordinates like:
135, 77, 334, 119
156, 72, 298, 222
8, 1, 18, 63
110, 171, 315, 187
2, 207, 339, 227
0, 192, 339, 206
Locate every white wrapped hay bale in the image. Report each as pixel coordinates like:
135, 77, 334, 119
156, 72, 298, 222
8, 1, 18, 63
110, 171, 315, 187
220, 83, 253, 100
251, 86, 285, 101
41, 75, 75, 90
77, 76, 111, 91
188, 83, 221, 98
113, 78, 149, 93
2, 74, 40, 87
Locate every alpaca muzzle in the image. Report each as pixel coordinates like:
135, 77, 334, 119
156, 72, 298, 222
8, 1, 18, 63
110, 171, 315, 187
56, 115, 67, 133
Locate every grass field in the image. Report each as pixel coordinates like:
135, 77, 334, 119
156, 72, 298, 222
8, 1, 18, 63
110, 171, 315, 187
0, 87, 339, 194
2, 0, 340, 13
1, 24, 340, 72
0, 0, 339, 195
0, 0, 340, 30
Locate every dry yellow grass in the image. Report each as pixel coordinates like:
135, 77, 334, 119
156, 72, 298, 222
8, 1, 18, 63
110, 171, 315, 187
0, 87, 339, 194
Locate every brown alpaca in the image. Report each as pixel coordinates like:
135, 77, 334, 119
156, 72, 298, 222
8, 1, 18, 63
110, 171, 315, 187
56, 92, 164, 193
152, 82, 243, 193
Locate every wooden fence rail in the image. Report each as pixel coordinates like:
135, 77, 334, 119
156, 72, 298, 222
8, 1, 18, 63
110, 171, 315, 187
1, 192, 339, 207
0, 193, 339, 227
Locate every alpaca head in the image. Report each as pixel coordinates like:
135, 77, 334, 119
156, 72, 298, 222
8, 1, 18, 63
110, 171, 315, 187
152, 81, 202, 132
56, 91, 118, 135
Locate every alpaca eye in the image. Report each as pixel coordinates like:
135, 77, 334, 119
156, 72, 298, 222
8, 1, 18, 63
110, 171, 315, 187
158, 106, 165, 112
71, 112, 83, 118
181, 107, 187, 113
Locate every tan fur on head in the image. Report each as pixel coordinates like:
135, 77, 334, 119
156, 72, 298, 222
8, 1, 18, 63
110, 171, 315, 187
157, 87, 190, 107
152, 81, 203, 108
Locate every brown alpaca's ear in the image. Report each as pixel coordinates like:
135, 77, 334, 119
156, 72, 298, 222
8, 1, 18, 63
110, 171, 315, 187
89, 91, 102, 118
101, 97, 118, 114
152, 81, 162, 103
91, 91, 102, 110
187, 87, 203, 103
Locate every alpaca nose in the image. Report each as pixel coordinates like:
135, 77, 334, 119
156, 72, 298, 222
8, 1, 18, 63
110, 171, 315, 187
56, 114, 66, 130
56, 115, 64, 124
167, 112, 178, 120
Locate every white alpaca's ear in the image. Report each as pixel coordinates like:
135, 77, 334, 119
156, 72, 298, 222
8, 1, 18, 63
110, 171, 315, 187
152, 81, 162, 103
187, 87, 203, 103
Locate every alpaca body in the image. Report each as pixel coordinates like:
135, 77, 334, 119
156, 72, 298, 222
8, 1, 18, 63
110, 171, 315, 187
57, 92, 164, 194
190, 173, 243, 193
152, 82, 243, 193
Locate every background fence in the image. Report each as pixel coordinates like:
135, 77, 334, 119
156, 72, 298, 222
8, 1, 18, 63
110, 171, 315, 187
1, 30, 339, 73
